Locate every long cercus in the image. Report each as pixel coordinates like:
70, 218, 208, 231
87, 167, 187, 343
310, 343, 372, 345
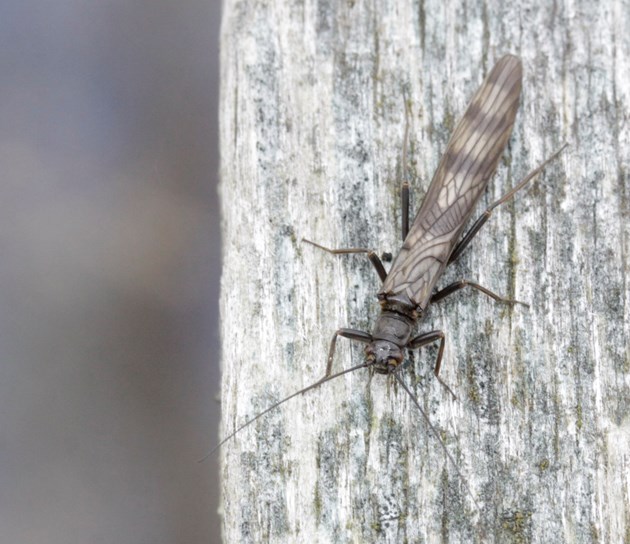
214, 55, 566, 471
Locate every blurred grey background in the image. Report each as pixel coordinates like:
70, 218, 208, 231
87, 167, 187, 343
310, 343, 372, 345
0, 1, 221, 542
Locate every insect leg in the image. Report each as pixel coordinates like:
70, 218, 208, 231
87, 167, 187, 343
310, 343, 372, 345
448, 144, 568, 265
303, 238, 387, 282
326, 328, 372, 377
407, 330, 456, 399
430, 280, 528, 307
401, 98, 411, 241
402, 181, 410, 241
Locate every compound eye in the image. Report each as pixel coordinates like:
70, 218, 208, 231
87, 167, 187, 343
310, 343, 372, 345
387, 358, 399, 368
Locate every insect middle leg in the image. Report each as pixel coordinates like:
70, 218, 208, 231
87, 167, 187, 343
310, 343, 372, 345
302, 239, 388, 282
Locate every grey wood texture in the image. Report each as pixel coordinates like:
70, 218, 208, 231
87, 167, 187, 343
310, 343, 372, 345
219, 1, 629, 542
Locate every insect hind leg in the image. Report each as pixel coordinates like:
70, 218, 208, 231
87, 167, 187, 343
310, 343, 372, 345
302, 238, 388, 283
447, 144, 568, 265
401, 98, 412, 241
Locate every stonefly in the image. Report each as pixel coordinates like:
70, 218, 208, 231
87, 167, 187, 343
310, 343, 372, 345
211, 55, 565, 488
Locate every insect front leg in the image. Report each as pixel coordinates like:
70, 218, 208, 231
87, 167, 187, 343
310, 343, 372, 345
430, 280, 528, 307
325, 328, 372, 377
407, 330, 456, 399
302, 239, 388, 282
447, 144, 568, 265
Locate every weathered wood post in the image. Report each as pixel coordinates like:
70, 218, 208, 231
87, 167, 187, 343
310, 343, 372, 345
219, 1, 629, 542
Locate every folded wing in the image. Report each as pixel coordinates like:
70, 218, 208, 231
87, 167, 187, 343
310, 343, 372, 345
380, 55, 523, 309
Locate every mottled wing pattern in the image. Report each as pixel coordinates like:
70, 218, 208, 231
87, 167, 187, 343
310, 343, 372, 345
380, 55, 522, 309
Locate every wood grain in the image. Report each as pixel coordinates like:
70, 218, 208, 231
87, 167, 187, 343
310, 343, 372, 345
219, 1, 630, 542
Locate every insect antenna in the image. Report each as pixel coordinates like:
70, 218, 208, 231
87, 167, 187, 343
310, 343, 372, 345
392, 371, 480, 511
199, 361, 372, 462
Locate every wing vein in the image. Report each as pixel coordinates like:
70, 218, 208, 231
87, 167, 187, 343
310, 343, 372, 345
380, 55, 522, 308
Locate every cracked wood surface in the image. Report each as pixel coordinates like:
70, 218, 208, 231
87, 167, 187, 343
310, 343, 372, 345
219, 1, 630, 542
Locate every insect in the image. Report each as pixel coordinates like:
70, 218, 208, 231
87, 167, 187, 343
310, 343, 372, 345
212, 55, 565, 472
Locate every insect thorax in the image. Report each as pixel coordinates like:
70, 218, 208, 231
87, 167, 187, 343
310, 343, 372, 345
366, 295, 419, 374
